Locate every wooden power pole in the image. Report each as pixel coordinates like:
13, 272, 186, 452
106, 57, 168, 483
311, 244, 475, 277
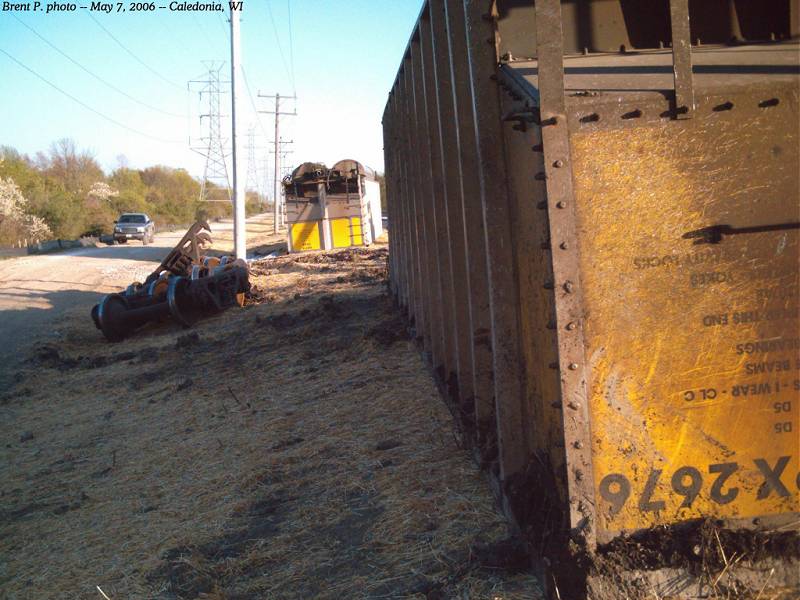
258, 92, 296, 234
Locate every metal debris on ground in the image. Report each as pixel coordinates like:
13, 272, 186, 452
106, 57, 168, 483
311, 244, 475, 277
90, 221, 250, 341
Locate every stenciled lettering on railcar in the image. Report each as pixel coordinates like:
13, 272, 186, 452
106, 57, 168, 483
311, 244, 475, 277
599, 458, 800, 518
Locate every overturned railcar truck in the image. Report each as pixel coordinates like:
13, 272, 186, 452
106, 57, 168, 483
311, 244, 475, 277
382, 0, 799, 597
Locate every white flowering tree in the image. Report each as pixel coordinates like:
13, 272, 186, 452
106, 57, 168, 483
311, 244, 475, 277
88, 181, 118, 202
0, 177, 51, 246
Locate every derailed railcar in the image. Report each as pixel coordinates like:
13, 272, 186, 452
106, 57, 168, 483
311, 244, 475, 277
383, 0, 800, 597
284, 162, 328, 252
284, 160, 383, 252
326, 159, 383, 248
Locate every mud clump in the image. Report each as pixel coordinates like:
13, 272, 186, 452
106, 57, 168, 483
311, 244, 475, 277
261, 311, 298, 330
150, 494, 289, 598
366, 315, 406, 347
30, 345, 149, 371
597, 519, 800, 573
318, 294, 341, 317
30, 345, 79, 370
290, 247, 388, 265
175, 332, 200, 349
375, 439, 402, 451
470, 537, 530, 571
271, 437, 304, 451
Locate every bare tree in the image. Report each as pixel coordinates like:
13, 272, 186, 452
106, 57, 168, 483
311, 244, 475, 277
41, 138, 104, 196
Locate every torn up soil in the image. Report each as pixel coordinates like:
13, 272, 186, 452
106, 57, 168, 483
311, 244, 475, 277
0, 243, 543, 599
584, 518, 800, 600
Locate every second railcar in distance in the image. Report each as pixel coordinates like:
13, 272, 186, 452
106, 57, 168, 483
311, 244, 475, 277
284, 160, 383, 253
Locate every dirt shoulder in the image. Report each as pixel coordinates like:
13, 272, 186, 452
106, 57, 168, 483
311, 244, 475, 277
0, 245, 542, 599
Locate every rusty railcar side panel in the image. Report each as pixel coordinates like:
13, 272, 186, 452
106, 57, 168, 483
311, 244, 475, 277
393, 74, 415, 315
669, 0, 695, 119
420, 7, 459, 383
464, 0, 531, 483
402, 55, 430, 345
504, 37, 800, 543
568, 85, 800, 538
444, 0, 497, 448
383, 97, 401, 301
533, 0, 599, 549
430, 0, 475, 409
494, 0, 800, 58
384, 1, 800, 596
392, 92, 412, 312
499, 88, 572, 532
411, 37, 446, 365
386, 94, 402, 300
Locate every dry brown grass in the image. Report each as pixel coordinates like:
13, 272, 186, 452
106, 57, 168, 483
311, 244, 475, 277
0, 242, 543, 599
204, 214, 283, 257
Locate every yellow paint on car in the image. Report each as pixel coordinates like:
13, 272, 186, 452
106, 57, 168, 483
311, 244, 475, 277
290, 221, 321, 251
332, 217, 364, 248
571, 116, 799, 534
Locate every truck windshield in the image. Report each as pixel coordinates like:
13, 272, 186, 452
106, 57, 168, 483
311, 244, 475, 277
119, 215, 146, 223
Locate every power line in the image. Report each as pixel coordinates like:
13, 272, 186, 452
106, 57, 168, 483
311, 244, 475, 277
191, 13, 215, 48
13, 15, 184, 119
0, 48, 183, 144
86, 12, 183, 90
245, 125, 260, 194
287, 0, 296, 94
265, 0, 294, 91
217, 11, 229, 40
241, 66, 269, 140
155, 14, 198, 64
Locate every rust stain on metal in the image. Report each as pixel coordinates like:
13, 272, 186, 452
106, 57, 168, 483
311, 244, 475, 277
570, 93, 800, 535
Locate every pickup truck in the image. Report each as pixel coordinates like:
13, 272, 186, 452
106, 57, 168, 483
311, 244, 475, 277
114, 213, 155, 245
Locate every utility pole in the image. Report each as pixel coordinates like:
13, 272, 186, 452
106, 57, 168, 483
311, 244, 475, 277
229, 4, 246, 260
269, 138, 294, 226
276, 142, 294, 228
189, 61, 231, 204
258, 92, 296, 234
274, 137, 295, 229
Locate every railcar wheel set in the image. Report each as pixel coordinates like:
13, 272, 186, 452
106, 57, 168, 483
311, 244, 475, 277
90, 222, 250, 342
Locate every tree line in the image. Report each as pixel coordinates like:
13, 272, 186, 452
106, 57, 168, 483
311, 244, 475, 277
0, 139, 262, 246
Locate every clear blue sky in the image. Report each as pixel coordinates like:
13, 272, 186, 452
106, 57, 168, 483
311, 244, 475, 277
0, 1, 422, 190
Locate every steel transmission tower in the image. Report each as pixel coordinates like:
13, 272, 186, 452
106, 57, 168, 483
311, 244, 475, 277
271, 141, 295, 184
189, 61, 232, 204
245, 125, 260, 194
246, 125, 270, 211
